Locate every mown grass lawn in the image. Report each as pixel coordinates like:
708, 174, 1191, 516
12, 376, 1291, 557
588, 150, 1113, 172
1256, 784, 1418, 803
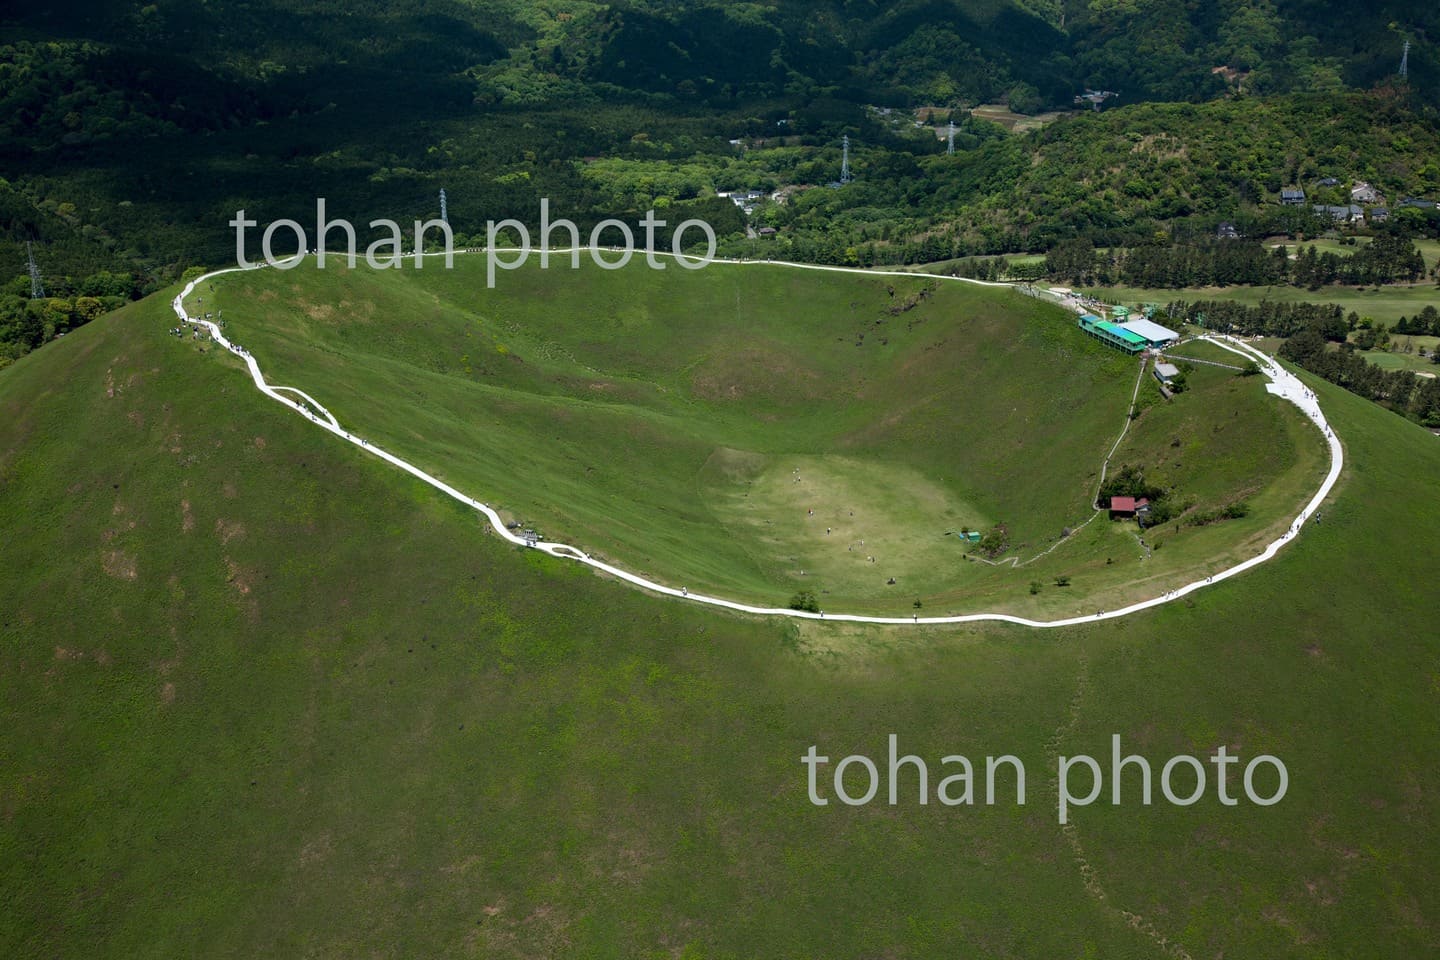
1091, 281, 1440, 325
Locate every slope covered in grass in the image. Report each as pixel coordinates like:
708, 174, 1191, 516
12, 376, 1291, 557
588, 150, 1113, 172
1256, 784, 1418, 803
194, 256, 1320, 612
0, 289, 1437, 957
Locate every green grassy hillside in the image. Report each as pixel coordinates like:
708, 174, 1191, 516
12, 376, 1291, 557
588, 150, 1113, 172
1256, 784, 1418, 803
194, 257, 1320, 613
1, 288, 1438, 956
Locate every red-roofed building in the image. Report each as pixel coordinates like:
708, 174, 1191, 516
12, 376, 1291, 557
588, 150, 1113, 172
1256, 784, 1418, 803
1108, 496, 1150, 519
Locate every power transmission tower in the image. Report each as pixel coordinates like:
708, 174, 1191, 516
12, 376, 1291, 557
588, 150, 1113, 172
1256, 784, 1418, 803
840, 134, 851, 184
439, 188, 449, 225
26, 242, 45, 299
947, 121, 956, 156
1399, 40, 1410, 79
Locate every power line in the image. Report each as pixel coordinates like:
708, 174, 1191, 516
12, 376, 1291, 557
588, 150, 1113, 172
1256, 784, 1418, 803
26, 242, 45, 299
1400, 39, 1410, 79
439, 188, 449, 225
840, 134, 851, 184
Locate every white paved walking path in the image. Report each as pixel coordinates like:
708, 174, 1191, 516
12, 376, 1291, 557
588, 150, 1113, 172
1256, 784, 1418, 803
172, 252, 1342, 628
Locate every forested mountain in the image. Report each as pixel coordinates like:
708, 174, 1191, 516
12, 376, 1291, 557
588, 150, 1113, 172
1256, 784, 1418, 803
939, 91, 1440, 254
6, 0, 1434, 116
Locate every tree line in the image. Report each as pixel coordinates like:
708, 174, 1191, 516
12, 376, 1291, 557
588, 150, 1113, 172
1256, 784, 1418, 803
1280, 330, 1440, 427
0, 269, 147, 368
1391, 306, 1440, 336
1165, 300, 1351, 340
1047, 236, 1429, 290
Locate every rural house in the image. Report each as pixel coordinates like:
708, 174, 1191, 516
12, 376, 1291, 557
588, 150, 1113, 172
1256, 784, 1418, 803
1351, 181, 1381, 204
1108, 496, 1150, 520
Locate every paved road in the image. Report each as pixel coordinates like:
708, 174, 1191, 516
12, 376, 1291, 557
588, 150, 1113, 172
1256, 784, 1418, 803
172, 252, 1342, 628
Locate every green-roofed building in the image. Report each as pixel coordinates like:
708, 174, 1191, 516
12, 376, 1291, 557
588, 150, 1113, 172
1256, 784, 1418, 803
1077, 314, 1147, 354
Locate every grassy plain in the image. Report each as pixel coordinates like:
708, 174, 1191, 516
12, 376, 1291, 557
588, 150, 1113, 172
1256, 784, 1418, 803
1360, 349, 1440, 375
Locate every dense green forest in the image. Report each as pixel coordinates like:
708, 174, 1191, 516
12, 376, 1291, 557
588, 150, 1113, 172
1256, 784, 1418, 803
3, 0, 1439, 361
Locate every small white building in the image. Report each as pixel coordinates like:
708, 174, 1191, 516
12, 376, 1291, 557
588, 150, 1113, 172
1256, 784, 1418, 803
1153, 362, 1180, 385
1116, 317, 1180, 347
